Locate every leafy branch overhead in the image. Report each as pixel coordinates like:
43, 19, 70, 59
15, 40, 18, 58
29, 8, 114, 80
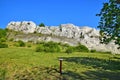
97, 0, 120, 48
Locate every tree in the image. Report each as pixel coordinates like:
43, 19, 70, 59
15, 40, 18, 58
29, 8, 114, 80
0, 29, 7, 42
97, 0, 120, 48
0, 29, 7, 38
39, 23, 45, 27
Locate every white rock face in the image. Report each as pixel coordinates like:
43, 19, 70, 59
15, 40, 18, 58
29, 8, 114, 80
7, 21, 36, 33
7, 21, 120, 54
36, 27, 52, 34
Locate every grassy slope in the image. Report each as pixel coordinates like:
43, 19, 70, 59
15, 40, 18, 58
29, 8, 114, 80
0, 47, 120, 80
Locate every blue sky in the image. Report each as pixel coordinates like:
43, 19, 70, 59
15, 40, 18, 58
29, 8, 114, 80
0, 0, 108, 28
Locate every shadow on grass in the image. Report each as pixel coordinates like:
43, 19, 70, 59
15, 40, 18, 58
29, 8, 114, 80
1, 57, 120, 80
59, 56, 120, 80
82, 70, 120, 80
63, 57, 120, 70
11, 66, 84, 80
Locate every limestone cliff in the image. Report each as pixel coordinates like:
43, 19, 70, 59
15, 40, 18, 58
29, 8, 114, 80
7, 21, 120, 54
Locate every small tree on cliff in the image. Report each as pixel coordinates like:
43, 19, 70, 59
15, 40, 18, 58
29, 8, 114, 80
39, 23, 45, 27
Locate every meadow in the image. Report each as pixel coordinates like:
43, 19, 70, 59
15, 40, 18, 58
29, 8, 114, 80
0, 44, 120, 80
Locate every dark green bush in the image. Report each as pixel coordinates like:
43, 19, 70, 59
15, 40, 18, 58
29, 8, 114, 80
0, 29, 7, 43
65, 47, 74, 54
90, 49, 96, 53
27, 44, 31, 48
44, 41, 60, 52
0, 43, 8, 48
18, 40, 25, 47
35, 41, 61, 52
35, 42, 89, 53
36, 45, 44, 52
0, 29, 7, 38
9, 38, 14, 41
0, 38, 6, 42
0, 68, 6, 80
75, 44, 89, 52
39, 23, 45, 27
43, 41, 60, 52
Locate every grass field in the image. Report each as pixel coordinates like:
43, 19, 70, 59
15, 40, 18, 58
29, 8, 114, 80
0, 47, 120, 80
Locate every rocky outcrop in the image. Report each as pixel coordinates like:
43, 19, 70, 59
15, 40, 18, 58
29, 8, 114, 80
7, 21, 120, 54
7, 21, 36, 33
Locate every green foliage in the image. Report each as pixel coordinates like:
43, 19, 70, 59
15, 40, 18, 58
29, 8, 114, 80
35, 41, 89, 53
17, 40, 25, 47
65, 46, 74, 54
97, 0, 120, 47
0, 38, 6, 42
0, 69, 6, 80
75, 44, 89, 52
36, 45, 44, 52
43, 41, 60, 52
0, 28, 7, 38
90, 49, 97, 53
39, 23, 45, 27
27, 44, 31, 48
36, 41, 61, 52
0, 43, 8, 48
0, 29, 7, 43
9, 38, 14, 41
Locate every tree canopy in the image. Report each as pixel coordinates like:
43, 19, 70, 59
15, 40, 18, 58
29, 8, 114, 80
97, 0, 120, 48
39, 23, 45, 27
0, 28, 7, 38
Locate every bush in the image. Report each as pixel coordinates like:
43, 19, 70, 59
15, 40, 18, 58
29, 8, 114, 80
90, 49, 96, 53
9, 38, 14, 41
65, 47, 74, 54
39, 23, 45, 27
0, 69, 6, 80
0, 43, 8, 48
43, 41, 60, 52
0, 29, 7, 38
35, 41, 61, 52
36, 45, 44, 52
18, 40, 25, 47
0, 38, 6, 42
75, 44, 89, 52
27, 44, 31, 47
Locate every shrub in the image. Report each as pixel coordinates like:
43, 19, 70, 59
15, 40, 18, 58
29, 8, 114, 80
75, 44, 89, 52
36, 45, 44, 52
0, 43, 8, 48
0, 38, 6, 42
0, 29, 7, 38
0, 69, 6, 80
18, 40, 25, 47
90, 49, 96, 53
27, 44, 31, 47
65, 47, 74, 54
35, 41, 61, 52
43, 41, 61, 52
39, 23, 45, 27
9, 38, 14, 41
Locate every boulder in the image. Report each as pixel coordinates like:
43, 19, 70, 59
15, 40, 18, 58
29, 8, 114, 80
7, 21, 36, 33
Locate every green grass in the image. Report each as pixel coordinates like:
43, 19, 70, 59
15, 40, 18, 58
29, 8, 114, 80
0, 47, 120, 80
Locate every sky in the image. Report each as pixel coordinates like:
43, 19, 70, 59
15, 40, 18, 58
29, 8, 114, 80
0, 0, 108, 29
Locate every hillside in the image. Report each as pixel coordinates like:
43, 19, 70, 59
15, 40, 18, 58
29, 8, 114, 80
7, 21, 120, 54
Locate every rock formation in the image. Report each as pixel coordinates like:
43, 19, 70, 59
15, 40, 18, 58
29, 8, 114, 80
7, 21, 120, 54
7, 21, 36, 33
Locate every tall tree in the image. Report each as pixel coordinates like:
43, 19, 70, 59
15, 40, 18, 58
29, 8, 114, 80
97, 0, 120, 48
